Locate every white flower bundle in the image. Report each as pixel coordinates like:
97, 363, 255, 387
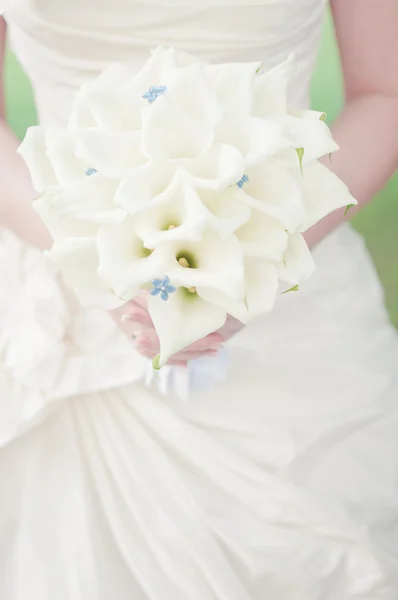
19, 48, 356, 367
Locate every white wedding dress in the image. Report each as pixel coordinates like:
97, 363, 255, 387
2, 0, 398, 598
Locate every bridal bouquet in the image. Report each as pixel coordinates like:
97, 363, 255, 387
19, 47, 355, 369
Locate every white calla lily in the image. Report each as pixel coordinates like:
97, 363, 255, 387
69, 64, 136, 131
148, 288, 227, 368
252, 54, 339, 166
182, 142, 245, 189
43, 128, 89, 186
196, 286, 250, 325
275, 115, 339, 166
97, 219, 167, 300
161, 230, 246, 300
197, 187, 251, 238
34, 174, 126, 238
215, 115, 290, 168
298, 161, 357, 231
70, 68, 145, 133
238, 160, 306, 232
18, 127, 87, 192
75, 129, 147, 176
69, 48, 199, 133
204, 61, 261, 115
114, 161, 177, 215
198, 257, 279, 322
252, 54, 295, 118
18, 127, 58, 192
115, 143, 244, 215
133, 181, 210, 247
245, 258, 280, 315
141, 63, 223, 160
35, 193, 97, 240
278, 232, 315, 284
133, 47, 197, 94
48, 238, 123, 309
235, 210, 289, 260
290, 109, 328, 121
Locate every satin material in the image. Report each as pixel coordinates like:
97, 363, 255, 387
2, 1, 398, 598
5, 0, 326, 124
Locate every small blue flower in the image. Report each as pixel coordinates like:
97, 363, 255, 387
236, 174, 249, 189
150, 276, 176, 301
142, 85, 167, 104
85, 168, 97, 176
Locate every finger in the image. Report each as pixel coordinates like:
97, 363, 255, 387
171, 348, 220, 362
136, 333, 223, 356
135, 329, 159, 347
123, 304, 153, 328
135, 340, 219, 362
167, 361, 188, 367
135, 346, 186, 366
184, 336, 223, 352
136, 347, 157, 359
132, 291, 150, 310
218, 315, 244, 340
137, 335, 222, 356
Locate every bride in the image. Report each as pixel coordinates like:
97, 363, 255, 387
1, 0, 398, 597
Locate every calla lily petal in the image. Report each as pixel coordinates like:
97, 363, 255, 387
164, 230, 246, 300
68, 64, 130, 129
36, 175, 126, 230
245, 258, 279, 315
97, 219, 167, 299
141, 64, 223, 160
252, 54, 295, 118
114, 161, 178, 215
278, 232, 315, 284
183, 143, 244, 190
48, 238, 123, 309
43, 128, 88, 186
275, 115, 339, 164
34, 191, 97, 240
205, 61, 261, 115
198, 257, 279, 320
18, 127, 58, 192
235, 210, 289, 260
216, 116, 290, 167
75, 130, 147, 176
133, 183, 209, 248
239, 161, 306, 232
290, 109, 327, 121
299, 161, 357, 231
132, 47, 196, 94
148, 288, 227, 367
198, 188, 251, 238
196, 287, 250, 324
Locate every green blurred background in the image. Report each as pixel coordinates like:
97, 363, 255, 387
4, 12, 398, 326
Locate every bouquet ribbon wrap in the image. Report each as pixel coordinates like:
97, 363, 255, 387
144, 348, 229, 401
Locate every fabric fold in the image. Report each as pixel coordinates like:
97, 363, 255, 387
0, 228, 146, 447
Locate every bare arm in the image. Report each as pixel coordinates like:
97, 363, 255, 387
306, 0, 398, 247
0, 17, 51, 249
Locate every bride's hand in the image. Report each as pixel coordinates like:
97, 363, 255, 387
112, 292, 243, 365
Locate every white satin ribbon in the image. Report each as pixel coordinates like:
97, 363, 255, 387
144, 348, 229, 401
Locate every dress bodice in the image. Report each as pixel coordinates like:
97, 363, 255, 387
4, 0, 327, 126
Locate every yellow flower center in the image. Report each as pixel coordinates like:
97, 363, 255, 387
176, 250, 197, 269
178, 256, 190, 268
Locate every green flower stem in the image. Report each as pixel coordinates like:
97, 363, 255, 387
296, 148, 304, 175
